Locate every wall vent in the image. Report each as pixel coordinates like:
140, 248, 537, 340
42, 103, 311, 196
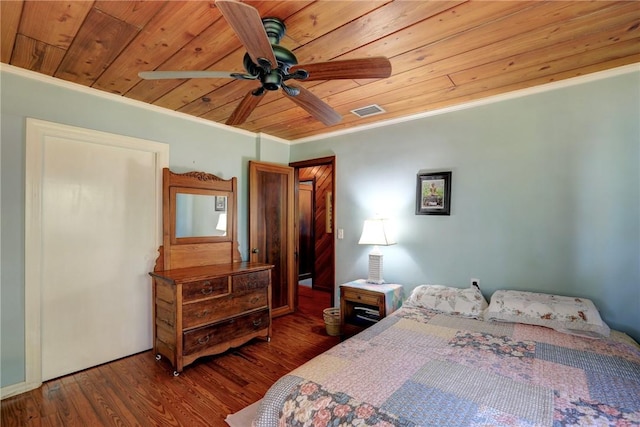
350, 104, 386, 118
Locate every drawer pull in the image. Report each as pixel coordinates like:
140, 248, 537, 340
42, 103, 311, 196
201, 286, 213, 295
357, 295, 362, 300
253, 319, 262, 327
250, 296, 260, 304
197, 335, 210, 345
195, 310, 210, 318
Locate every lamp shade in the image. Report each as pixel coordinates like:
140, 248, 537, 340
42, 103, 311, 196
216, 213, 227, 232
358, 218, 396, 284
358, 218, 396, 246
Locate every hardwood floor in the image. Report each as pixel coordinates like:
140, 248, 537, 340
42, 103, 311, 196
2, 287, 337, 427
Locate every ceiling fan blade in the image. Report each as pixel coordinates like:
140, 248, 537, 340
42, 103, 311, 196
284, 85, 342, 126
215, 0, 277, 69
291, 57, 392, 81
226, 89, 265, 125
138, 70, 256, 80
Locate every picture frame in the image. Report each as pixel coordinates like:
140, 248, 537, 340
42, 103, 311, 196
215, 196, 226, 212
416, 171, 452, 215
325, 191, 333, 233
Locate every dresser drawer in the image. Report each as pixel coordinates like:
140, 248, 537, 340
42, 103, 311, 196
182, 277, 229, 302
232, 270, 269, 292
342, 288, 382, 306
182, 289, 268, 329
182, 309, 270, 355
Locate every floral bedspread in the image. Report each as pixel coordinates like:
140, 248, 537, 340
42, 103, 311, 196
252, 306, 640, 427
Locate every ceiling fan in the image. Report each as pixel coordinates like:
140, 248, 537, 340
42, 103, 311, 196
138, 0, 392, 127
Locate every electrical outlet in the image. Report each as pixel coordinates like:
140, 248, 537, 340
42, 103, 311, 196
337, 228, 344, 240
471, 278, 480, 289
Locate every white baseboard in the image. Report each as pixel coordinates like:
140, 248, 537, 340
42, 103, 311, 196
1, 380, 42, 400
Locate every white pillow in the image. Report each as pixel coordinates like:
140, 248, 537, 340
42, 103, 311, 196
485, 290, 610, 338
406, 284, 488, 319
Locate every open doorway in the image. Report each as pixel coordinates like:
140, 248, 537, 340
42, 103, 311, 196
298, 180, 315, 287
291, 156, 336, 312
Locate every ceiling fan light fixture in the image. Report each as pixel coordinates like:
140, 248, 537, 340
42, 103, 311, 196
262, 70, 282, 91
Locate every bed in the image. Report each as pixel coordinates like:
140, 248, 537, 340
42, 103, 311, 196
252, 286, 640, 426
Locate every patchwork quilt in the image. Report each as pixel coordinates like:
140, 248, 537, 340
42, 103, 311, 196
252, 306, 640, 426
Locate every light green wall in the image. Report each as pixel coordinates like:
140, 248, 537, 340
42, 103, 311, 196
2, 65, 639, 390
257, 133, 291, 164
0, 67, 265, 388
291, 70, 640, 342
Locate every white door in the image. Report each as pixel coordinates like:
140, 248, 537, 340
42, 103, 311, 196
25, 119, 168, 382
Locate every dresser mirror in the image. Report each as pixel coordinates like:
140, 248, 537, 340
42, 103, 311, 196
158, 168, 240, 270
173, 189, 229, 240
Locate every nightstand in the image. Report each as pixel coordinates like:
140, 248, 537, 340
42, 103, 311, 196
339, 280, 404, 336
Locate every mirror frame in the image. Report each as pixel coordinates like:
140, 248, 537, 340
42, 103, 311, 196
158, 168, 240, 270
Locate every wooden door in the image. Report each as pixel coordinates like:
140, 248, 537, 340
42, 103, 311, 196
249, 161, 295, 317
298, 182, 314, 281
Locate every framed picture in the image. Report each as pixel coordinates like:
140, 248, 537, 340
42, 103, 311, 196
215, 196, 226, 212
416, 171, 452, 215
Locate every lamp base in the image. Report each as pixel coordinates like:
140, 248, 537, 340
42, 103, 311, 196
366, 252, 385, 284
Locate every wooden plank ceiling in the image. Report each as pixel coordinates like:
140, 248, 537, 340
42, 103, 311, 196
2, 1, 639, 141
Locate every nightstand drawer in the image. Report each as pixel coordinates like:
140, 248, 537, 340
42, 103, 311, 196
342, 288, 382, 306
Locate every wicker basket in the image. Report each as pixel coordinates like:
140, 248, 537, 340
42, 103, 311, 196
323, 307, 341, 336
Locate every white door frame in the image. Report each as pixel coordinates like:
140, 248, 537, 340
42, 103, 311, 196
9, 119, 169, 398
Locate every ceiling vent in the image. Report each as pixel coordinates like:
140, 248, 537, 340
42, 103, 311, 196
350, 104, 386, 118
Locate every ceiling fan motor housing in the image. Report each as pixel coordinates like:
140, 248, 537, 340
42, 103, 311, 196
242, 17, 303, 91
262, 18, 286, 44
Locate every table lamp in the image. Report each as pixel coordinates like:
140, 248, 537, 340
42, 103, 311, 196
216, 213, 227, 235
358, 218, 396, 284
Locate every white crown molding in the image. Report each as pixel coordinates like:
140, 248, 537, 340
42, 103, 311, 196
291, 62, 640, 144
3, 62, 638, 146
0, 63, 257, 138
257, 132, 290, 144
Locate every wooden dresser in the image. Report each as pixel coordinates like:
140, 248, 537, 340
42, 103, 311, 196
150, 169, 272, 375
150, 262, 271, 375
